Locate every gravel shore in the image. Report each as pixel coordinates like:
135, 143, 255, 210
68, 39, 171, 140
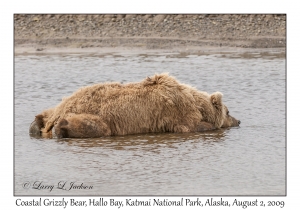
14, 14, 286, 54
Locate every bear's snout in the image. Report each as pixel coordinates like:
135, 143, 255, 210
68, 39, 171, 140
231, 117, 240, 127
221, 115, 240, 128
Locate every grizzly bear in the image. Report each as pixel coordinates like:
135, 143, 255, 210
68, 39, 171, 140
29, 73, 240, 138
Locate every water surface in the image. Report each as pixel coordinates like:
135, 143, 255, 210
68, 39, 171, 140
14, 50, 285, 195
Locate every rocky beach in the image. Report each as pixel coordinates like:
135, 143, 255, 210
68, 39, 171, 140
14, 14, 286, 54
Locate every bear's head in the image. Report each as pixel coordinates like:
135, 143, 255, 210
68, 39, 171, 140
221, 105, 241, 128
210, 92, 240, 128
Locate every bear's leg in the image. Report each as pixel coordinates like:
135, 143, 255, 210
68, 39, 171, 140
29, 108, 54, 137
173, 122, 216, 133
193, 121, 216, 132
41, 116, 59, 133
174, 125, 190, 133
54, 114, 111, 138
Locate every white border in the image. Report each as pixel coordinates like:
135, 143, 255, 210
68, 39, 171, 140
3, 0, 297, 209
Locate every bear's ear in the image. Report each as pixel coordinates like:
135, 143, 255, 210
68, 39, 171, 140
210, 92, 223, 109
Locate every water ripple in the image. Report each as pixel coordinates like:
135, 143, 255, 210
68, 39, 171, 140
15, 51, 285, 195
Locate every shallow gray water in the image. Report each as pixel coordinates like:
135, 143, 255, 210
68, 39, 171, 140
14, 50, 285, 195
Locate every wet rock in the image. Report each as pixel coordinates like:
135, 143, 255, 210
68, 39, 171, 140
125, 14, 135, 20
104, 14, 115, 19
32, 17, 39, 22
103, 17, 111, 22
116, 14, 125, 20
143, 14, 152, 20
153, 14, 166, 22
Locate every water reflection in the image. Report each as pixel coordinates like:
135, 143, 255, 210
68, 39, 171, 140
54, 129, 229, 149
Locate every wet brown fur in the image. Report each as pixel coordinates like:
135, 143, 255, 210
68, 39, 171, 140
32, 73, 239, 138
